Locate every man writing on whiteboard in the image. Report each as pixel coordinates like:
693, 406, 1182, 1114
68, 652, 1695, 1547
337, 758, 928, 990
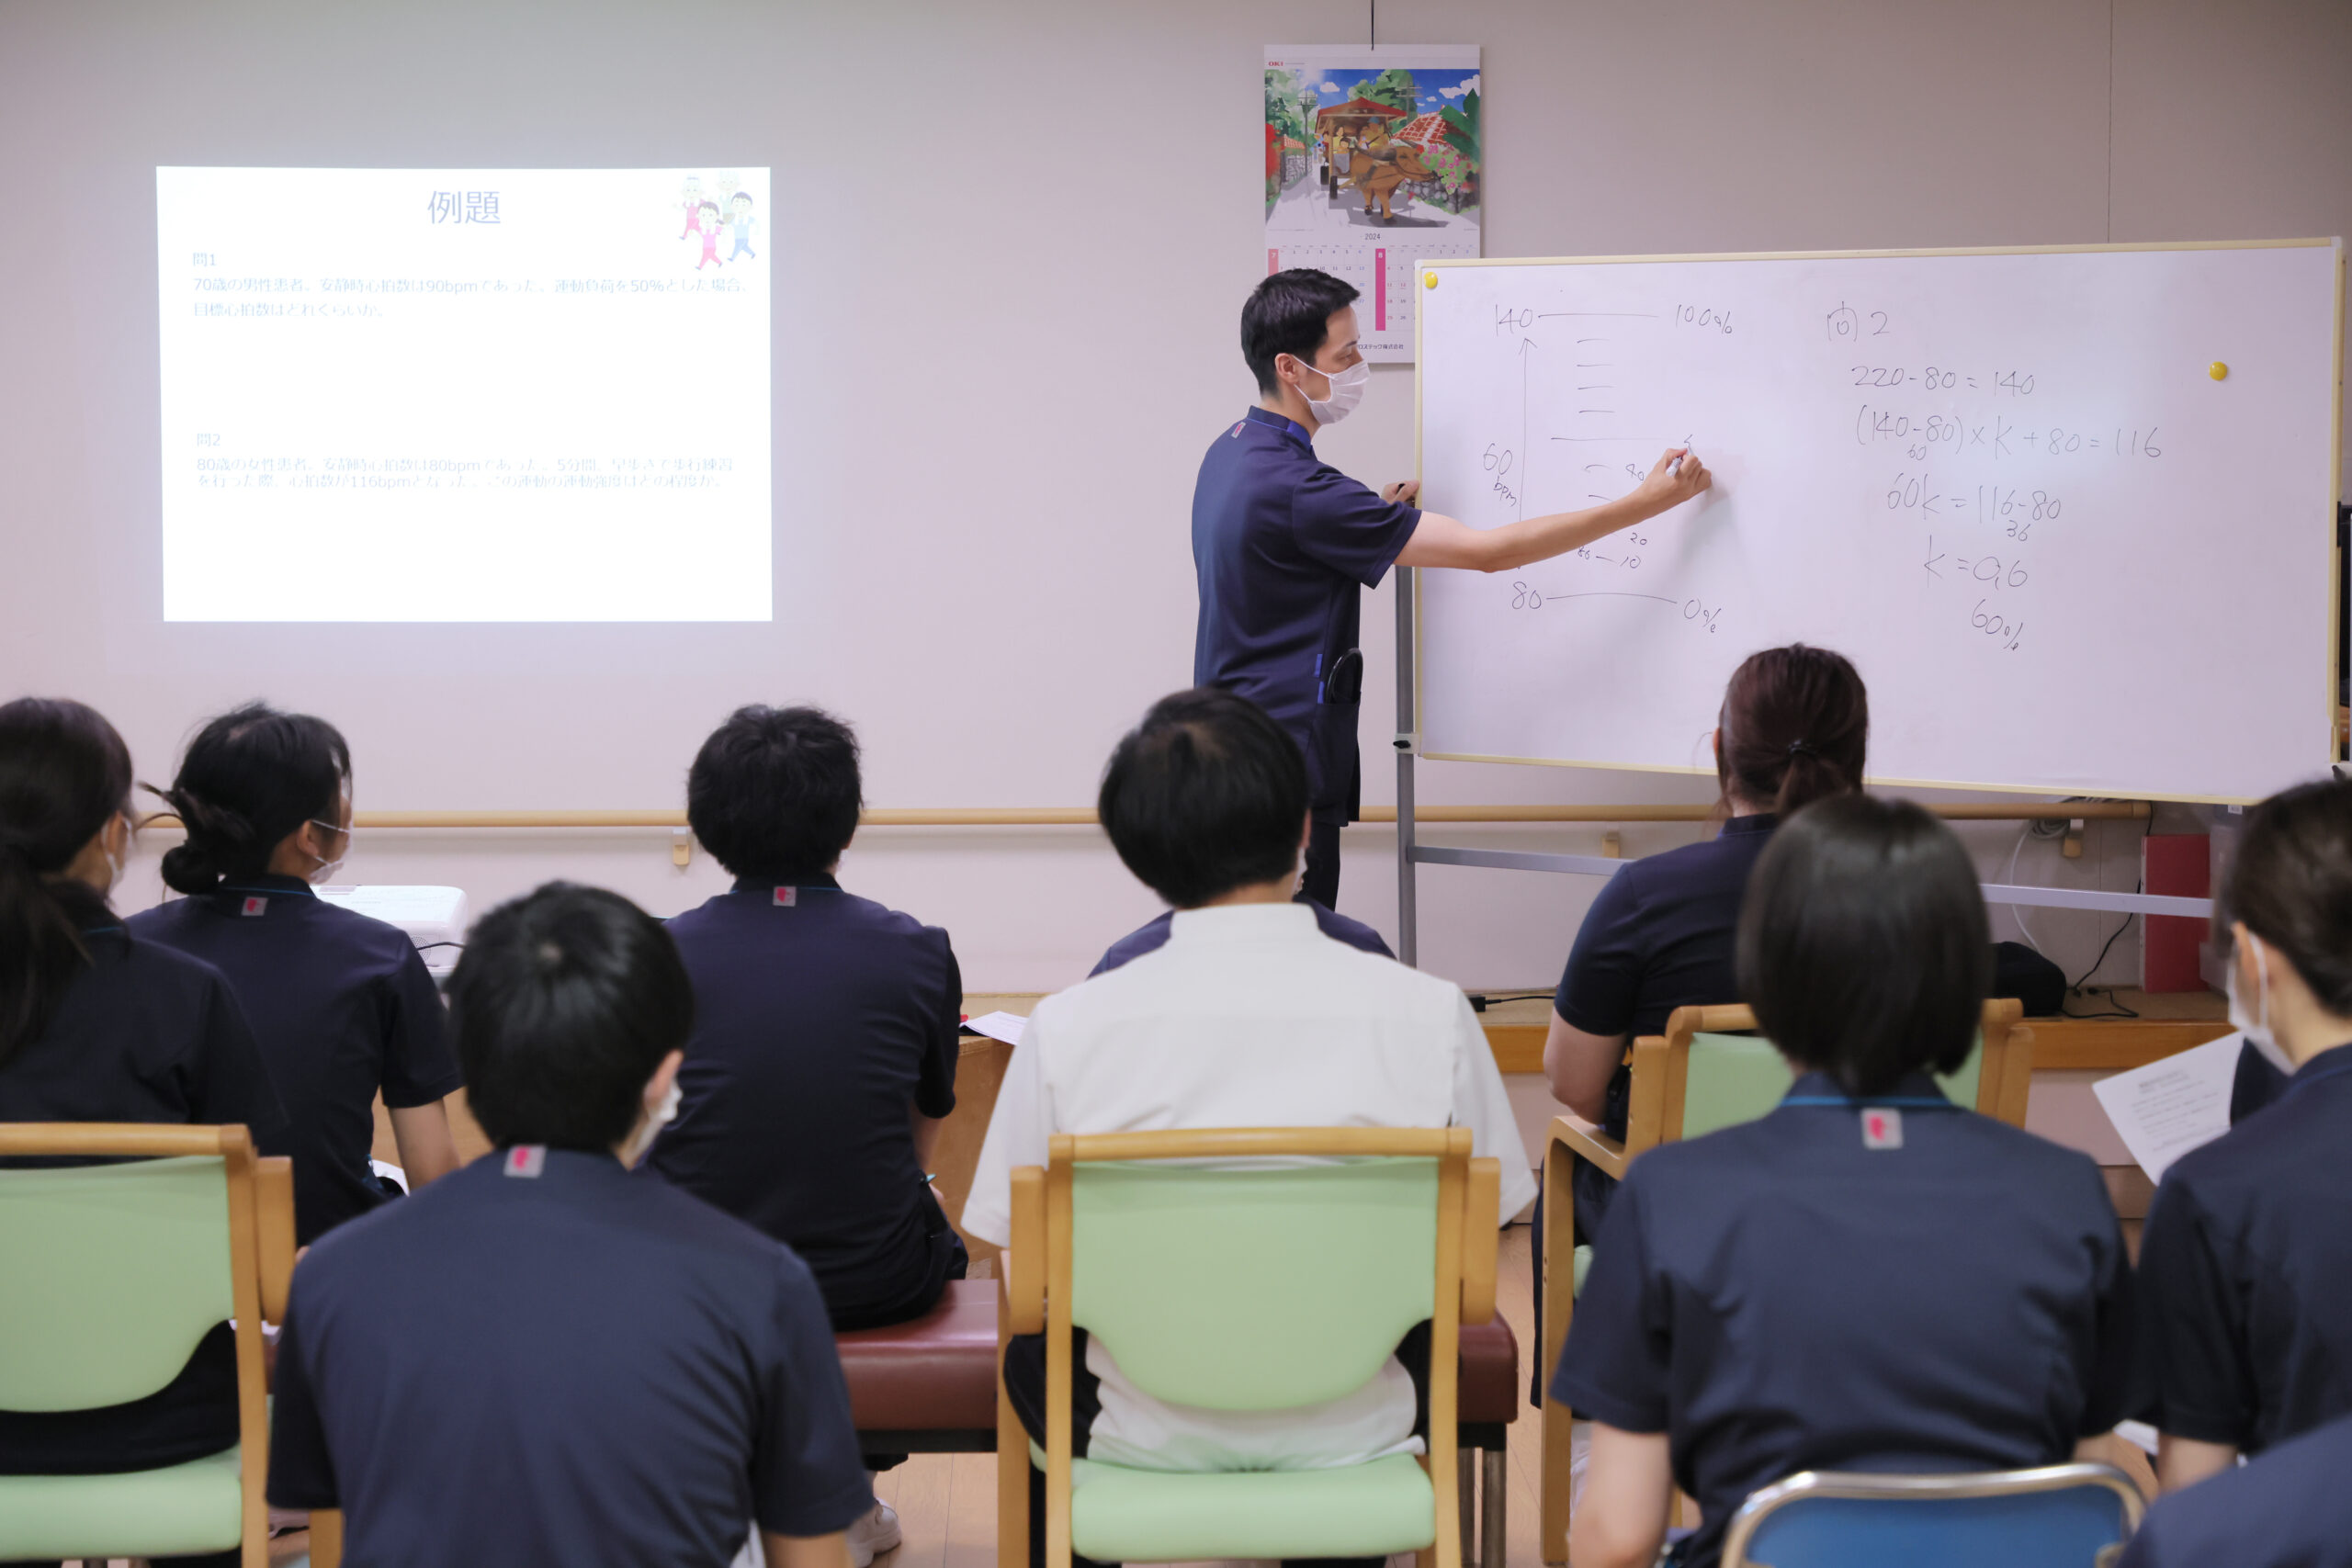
1193, 267, 1711, 909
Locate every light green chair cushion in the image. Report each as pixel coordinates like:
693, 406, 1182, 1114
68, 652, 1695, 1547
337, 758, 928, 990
0, 1156, 233, 1410
1679, 1033, 1983, 1140
1052, 1450, 1435, 1562
1573, 1244, 1592, 1298
1070, 1159, 1437, 1411
0, 1443, 243, 1559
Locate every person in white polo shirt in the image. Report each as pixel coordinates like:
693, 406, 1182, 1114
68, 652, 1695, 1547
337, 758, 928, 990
962, 686, 1535, 1568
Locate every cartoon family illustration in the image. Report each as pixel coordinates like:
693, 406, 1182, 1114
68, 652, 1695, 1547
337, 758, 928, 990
674, 175, 757, 270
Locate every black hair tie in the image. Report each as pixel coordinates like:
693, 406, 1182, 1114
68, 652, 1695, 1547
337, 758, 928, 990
1787, 739, 1816, 759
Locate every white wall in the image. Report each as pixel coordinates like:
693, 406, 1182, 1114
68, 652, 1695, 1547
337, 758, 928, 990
2, 0, 2345, 990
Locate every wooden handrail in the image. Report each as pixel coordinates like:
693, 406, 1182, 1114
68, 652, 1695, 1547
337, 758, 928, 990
134, 800, 2153, 831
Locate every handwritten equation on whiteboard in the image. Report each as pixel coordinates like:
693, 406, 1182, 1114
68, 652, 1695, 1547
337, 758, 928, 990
1469, 294, 2170, 660
1413, 243, 2339, 800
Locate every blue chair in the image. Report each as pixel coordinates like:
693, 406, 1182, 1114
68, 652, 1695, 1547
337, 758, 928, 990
1718, 1462, 2143, 1568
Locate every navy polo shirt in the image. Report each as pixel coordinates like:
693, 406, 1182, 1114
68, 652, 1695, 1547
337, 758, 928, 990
0, 915, 285, 1474
647, 876, 960, 1328
1089, 897, 1393, 976
2136, 1041, 2352, 1453
1192, 405, 1419, 817
268, 1148, 871, 1565
2118, 1410, 2352, 1568
0, 917, 284, 1136
130, 875, 463, 1245
1552, 1071, 2139, 1568
1555, 814, 1775, 1151
2230, 1039, 2289, 1123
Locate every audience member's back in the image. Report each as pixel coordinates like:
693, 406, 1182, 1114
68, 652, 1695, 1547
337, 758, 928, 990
268, 882, 870, 1568
647, 705, 964, 1331
128, 702, 463, 1245
964, 688, 1533, 1495
2137, 774, 2352, 1489
0, 696, 285, 1512
1555, 797, 2139, 1568
1545, 644, 1867, 1213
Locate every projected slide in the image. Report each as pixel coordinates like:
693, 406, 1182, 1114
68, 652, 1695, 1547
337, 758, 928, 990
157, 167, 771, 621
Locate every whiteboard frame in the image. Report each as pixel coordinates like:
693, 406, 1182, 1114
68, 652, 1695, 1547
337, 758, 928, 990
1407, 237, 2346, 806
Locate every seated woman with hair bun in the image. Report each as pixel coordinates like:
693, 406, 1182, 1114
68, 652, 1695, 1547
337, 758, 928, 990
130, 702, 461, 1246
1544, 644, 1870, 1235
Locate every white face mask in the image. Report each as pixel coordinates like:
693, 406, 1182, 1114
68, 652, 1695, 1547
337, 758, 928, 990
2228, 935, 2295, 1076
101, 813, 130, 893
301, 818, 351, 886
622, 1077, 683, 1166
1295, 356, 1369, 428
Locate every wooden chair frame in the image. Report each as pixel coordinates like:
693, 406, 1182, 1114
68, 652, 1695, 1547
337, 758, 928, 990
1536, 1000, 2035, 1562
998, 1126, 1498, 1568
0, 1123, 293, 1568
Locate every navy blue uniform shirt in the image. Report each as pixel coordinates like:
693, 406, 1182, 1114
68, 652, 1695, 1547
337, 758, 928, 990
1554, 815, 1774, 1239
2136, 1041, 2352, 1453
1551, 1071, 2139, 1568
130, 875, 462, 1245
0, 917, 284, 1136
268, 1147, 871, 1565
648, 876, 961, 1329
1192, 406, 1419, 818
2230, 1038, 2289, 1122
1089, 897, 1393, 976
1554, 814, 1776, 1085
0, 915, 285, 1473
2119, 1410, 2352, 1568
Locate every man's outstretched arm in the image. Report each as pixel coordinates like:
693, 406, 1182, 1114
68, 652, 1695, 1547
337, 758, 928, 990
1393, 447, 1712, 573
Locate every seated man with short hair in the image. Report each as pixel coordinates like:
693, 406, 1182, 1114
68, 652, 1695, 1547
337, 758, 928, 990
964, 687, 1535, 1567
648, 705, 965, 1334
266, 882, 871, 1568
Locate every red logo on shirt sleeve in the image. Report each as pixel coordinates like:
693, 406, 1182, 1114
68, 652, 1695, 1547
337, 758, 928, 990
241, 897, 267, 917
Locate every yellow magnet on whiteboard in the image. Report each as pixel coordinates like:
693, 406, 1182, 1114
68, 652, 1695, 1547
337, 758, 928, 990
2209, 361, 2228, 380
1425, 272, 1439, 288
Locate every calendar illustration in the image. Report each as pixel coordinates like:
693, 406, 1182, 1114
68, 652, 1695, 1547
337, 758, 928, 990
1264, 45, 1481, 362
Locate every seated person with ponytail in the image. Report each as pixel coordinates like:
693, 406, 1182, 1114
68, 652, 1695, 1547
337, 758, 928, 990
2135, 774, 2352, 1493
1556, 797, 2140, 1568
1544, 644, 1869, 1235
0, 696, 284, 1535
130, 704, 462, 1246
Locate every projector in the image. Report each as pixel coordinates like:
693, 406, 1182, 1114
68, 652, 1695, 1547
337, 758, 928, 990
315, 885, 469, 978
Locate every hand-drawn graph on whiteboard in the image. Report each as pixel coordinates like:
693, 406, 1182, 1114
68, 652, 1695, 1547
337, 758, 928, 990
1264, 45, 1480, 362
1414, 242, 2344, 803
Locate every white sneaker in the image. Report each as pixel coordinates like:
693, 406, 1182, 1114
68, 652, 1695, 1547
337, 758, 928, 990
847, 1500, 902, 1567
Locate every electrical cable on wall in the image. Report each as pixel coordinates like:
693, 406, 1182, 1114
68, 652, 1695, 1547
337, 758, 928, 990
2059, 807, 2156, 1019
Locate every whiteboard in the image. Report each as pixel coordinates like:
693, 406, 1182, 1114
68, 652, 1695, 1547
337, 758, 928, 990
1414, 242, 2344, 803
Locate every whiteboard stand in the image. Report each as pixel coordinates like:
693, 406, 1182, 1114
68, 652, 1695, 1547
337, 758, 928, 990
1389, 568, 2214, 971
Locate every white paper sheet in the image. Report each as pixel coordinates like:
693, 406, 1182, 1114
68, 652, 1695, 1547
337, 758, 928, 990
2092, 1033, 2244, 1184
964, 1010, 1027, 1046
